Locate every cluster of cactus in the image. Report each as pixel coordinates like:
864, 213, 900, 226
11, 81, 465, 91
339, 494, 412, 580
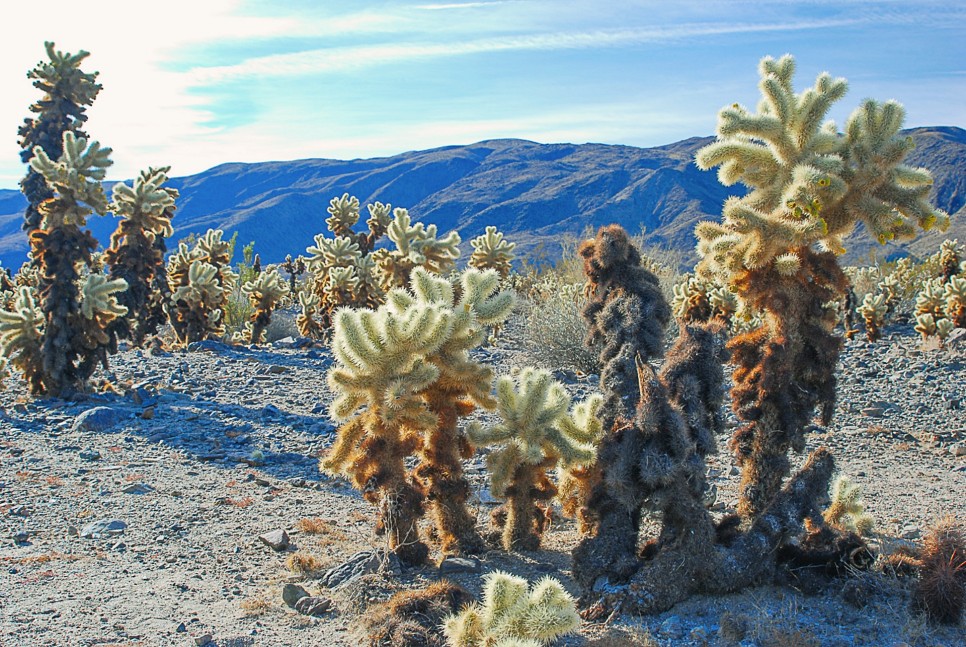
301, 194, 477, 336
823, 476, 874, 535
468, 368, 599, 550
322, 266, 513, 562
166, 229, 237, 345
915, 239, 965, 342
443, 572, 580, 647
103, 167, 178, 346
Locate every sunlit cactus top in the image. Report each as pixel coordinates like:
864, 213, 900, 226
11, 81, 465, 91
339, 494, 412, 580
469, 225, 516, 278
111, 166, 178, 238
695, 54, 948, 279
29, 132, 112, 228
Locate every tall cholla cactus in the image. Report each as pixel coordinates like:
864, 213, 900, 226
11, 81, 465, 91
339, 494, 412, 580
241, 268, 289, 344
443, 572, 580, 647
468, 369, 598, 550
0, 287, 45, 393
18, 42, 102, 237
469, 226, 516, 279
694, 54, 947, 519
27, 132, 126, 395
403, 267, 514, 555
323, 266, 514, 562
166, 229, 237, 345
104, 166, 177, 346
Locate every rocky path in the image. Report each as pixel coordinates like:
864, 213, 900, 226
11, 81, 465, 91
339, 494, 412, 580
1, 325, 964, 646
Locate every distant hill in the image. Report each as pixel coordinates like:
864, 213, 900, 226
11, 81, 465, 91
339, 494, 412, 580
1, 126, 963, 272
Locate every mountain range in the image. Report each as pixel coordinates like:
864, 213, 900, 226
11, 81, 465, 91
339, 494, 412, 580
1, 126, 963, 272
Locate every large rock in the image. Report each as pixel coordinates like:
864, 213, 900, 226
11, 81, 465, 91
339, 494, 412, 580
80, 519, 127, 539
320, 550, 400, 588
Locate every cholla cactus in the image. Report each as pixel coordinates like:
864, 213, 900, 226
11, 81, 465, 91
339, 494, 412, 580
469, 226, 516, 279
241, 268, 289, 344
166, 229, 237, 345
938, 239, 963, 283
296, 291, 324, 339
18, 42, 102, 237
323, 266, 514, 561
27, 132, 121, 395
443, 572, 579, 647
695, 54, 945, 519
858, 293, 888, 342
468, 369, 597, 550
823, 476, 874, 535
325, 192, 392, 254
281, 254, 305, 294
104, 166, 177, 346
916, 279, 947, 319
944, 275, 966, 328
672, 274, 740, 326
372, 209, 461, 290
0, 287, 45, 392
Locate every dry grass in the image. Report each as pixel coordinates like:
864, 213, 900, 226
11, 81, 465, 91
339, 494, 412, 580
239, 594, 274, 617
584, 627, 660, 646
0, 551, 84, 566
218, 496, 254, 508
285, 551, 325, 575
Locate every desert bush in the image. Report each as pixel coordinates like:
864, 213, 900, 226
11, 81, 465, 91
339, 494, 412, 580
520, 275, 599, 375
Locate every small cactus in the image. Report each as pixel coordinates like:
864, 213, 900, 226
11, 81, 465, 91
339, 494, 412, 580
241, 268, 290, 344
823, 476, 874, 535
468, 368, 597, 550
0, 287, 45, 392
858, 293, 888, 342
443, 572, 579, 647
944, 275, 966, 328
469, 226, 516, 279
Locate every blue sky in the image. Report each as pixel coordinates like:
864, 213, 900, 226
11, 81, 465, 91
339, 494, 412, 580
1, 0, 963, 189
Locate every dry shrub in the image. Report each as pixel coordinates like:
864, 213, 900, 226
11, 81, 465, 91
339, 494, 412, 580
239, 594, 274, 617
584, 627, 659, 646
521, 277, 599, 375
285, 551, 325, 575
363, 580, 473, 647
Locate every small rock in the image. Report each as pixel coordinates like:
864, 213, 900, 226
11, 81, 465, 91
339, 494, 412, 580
268, 365, 288, 374
294, 596, 332, 616
13, 531, 30, 544
660, 615, 684, 639
272, 337, 297, 349
121, 483, 154, 495
140, 407, 155, 420
8, 505, 30, 517
951, 444, 966, 457
187, 340, 231, 353
80, 519, 127, 539
194, 634, 213, 646
72, 407, 125, 433
260, 404, 282, 419
860, 407, 884, 418
79, 449, 102, 461
259, 529, 290, 551
282, 583, 309, 607
175, 622, 187, 633
439, 556, 481, 574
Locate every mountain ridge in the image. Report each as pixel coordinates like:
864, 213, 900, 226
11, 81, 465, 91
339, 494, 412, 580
1, 127, 963, 271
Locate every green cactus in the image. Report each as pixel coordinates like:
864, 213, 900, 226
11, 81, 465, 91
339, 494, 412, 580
296, 291, 324, 339
104, 166, 178, 346
695, 54, 945, 519
0, 287, 45, 393
443, 572, 579, 647
166, 230, 237, 345
241, 268, 290, 344
469, 226, 516, 279
373, 208, 461, 290
937, 239, 963, 283
468, 368, 597, 550
823, 476, 874, 536
944, 275, 966, 328
18, 42, 102, 237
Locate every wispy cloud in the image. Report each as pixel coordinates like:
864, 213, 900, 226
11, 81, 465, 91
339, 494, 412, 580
186, 18, 863, 84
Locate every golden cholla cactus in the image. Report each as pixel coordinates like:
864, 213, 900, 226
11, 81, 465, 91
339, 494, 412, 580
443, 572, 579, 647
29, 133, 111, 229
325, 192, 360, 238
695, 55, 946, 279
105, 166, 178, 346
936, 318, 955, 341
916, 279, 946, 318
324, 193, 391, 253
79, 274, 128, 321
296, 290, 324, 339
555, 394, 605, 534
373, 209, 461, 290
937, 239, 963, 283
469, 226, 516, 279
944, 275, 966, 328
398, 267, 514, 555
365, 201, 393, 244
858, 293, 887, 342
166, 230, 237, 346
468, 368, 596, 550
694, 55, 945, 519
671, 274, 712, 322
823, 476, 874, 535
241, 268, 290, 344
0, 287, 45, 393
915, 312, 940, 339
323, 290, 453, 565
